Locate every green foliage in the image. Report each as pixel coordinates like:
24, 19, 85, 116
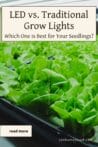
0, 37, 98, 137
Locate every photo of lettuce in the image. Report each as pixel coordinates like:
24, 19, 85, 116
0, 37, 98, 139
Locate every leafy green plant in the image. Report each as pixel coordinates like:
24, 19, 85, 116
0, 36, 98, 138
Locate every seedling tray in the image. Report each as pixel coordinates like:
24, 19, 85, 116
0, 98, 98, 147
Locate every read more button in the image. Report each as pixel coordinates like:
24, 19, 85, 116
0, 125, 32, 137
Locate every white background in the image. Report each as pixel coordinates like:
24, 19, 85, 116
0, 0, 97, 7
2, 7, 96, 41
